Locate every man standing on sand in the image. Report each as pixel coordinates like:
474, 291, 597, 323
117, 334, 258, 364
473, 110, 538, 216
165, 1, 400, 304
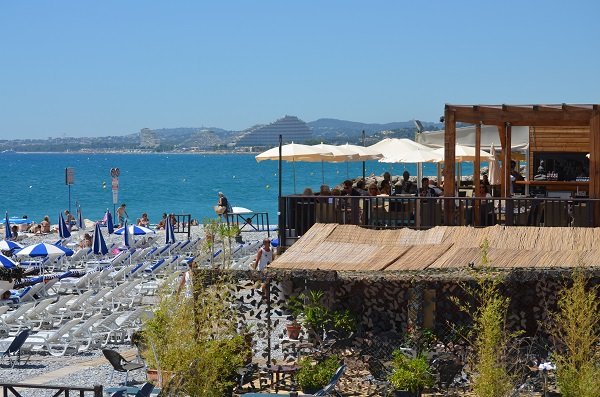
117, 203, 129, 228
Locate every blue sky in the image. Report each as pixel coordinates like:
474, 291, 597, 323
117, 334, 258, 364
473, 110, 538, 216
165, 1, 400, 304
1, 1, 599, 139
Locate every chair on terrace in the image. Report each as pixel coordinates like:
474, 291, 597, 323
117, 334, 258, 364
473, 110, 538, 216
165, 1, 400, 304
0, 328, 30, 368
103, 348, 145, 386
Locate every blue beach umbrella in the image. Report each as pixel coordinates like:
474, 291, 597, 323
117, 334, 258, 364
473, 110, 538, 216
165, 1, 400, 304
106, 210, 114, 234
0, 240, 22, 252
4, 212, 11, 240
114, 225, 155, 236
77, 206, 84, 230
0, 254, 17, 269
58, 212, 71, 239
123, 220, 131, 248
165, 216, 176, 245
16, 242, 72, 258
92, 222, 108, 256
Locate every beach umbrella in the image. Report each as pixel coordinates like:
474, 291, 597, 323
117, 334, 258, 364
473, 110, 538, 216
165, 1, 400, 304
489, 144, 501, 185
432, 144, 494, 162
379, 146, 443, 163
255, 142, 333, 193
92, 222, 108, 256
0, 240, 22, 252
114, 224, 155, 236
123, 220, 131, 248
165, 216, 176, 245
4, 212, 11, 240
77, 206, 84, 230
338, 143, 383, 161
106, 211, 114, 234
16, 242, 72, 258
0, 254, 17, 269
58, 212, 71, 239
370, 138, 437, 160
310, 143, 362, 182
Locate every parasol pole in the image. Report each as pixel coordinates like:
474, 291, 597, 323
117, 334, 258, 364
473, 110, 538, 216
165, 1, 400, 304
362, 130, 366, 180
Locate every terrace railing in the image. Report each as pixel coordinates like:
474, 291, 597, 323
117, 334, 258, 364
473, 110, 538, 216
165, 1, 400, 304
278, 195, 600, 247
1, 383, 102, 397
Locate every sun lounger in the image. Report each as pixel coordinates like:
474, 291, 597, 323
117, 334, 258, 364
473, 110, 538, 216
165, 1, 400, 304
26, 317, 81, 356
0, 303, 35, 333
22, 298, 55, 331
68, 312, 104, 351
0, 329, 30, 368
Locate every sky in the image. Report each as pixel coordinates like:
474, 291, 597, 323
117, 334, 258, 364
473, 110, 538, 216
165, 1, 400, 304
1, 1, 600, 139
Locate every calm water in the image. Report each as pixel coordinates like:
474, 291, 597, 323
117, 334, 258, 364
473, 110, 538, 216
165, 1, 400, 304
1, 153, 476, 225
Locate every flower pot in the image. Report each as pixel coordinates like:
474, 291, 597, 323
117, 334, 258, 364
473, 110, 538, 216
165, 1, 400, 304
146, 369, 174, 388
286, 323, 302, 340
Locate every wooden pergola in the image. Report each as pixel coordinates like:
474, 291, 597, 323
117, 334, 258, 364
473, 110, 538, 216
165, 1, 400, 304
443, 104, 600, 223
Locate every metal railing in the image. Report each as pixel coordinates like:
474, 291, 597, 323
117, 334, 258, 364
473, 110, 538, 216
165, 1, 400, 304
1, 383, 102, 397
278, 195, 600, 247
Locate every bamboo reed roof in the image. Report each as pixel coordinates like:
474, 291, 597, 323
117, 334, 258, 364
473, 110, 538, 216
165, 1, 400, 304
271, 224, 600, 274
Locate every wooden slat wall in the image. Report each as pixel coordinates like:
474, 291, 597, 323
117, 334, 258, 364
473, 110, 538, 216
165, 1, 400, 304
530, 126, 589, 152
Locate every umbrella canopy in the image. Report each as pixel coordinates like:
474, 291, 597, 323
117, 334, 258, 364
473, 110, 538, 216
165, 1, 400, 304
58, 212, 71, 239
123, 220, 131, 248
369, 138, 435, 160
338, 143, 383, 161
380, 146, 443, 163
4, 212, 11, 240
92, 222, 108, 256
309, 143, 360, 162
255, 142, 332, 163
77, 206, 84, 230
106, 211, 114, 234
0, 254, 17, 269
432, 144, 494, 162
165, 216, 176, 245
16, 242, 72, 258
489, 144, 501, 185
114, 224, 155, 236
0, 240, 22, 251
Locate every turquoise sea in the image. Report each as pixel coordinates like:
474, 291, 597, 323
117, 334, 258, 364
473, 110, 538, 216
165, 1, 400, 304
1, 153, 476, 225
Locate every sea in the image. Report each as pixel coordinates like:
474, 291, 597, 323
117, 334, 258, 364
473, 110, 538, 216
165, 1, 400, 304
1, 152, 477, 225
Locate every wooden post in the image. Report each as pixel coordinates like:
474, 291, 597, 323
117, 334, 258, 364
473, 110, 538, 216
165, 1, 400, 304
590, 109, 600, 225
474, 124, 482, 224
443, 108, 456, 225
504, 123, 512, 197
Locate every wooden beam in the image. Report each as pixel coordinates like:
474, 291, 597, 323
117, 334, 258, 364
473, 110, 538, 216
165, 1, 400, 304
448, 105, 593, 126
504, 123, 512, 197
443, 108, 456, 225
590, 111, 600, 225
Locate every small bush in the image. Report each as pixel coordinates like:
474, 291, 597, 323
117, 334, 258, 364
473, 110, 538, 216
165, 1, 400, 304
388, 351, 434, 393
296, 355, 340, 393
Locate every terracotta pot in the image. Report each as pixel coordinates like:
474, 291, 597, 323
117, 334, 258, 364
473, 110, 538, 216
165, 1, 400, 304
286, 323, 302, 340
146, 369, 174, 388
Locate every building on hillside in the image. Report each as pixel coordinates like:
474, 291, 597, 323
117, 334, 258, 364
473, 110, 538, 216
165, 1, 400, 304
235, 115, 312, 148
139, 128, 159, 148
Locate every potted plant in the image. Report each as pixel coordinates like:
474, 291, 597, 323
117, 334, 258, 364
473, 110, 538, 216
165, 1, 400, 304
296, 355, 340, 394
388, 351, 434, 397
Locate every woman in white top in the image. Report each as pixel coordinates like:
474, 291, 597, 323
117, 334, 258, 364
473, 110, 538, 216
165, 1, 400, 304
252, 239, 274, 301
253, 239, 273, 271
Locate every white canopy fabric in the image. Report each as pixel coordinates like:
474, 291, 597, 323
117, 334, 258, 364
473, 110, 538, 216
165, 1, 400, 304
310, 143, 360, 163
432, 144, 494, 162
255, 142, 332, 162
369, 138, 440, 163
337, 143, 383, 161
416, 125, 530, 149
489, 144, 501, 185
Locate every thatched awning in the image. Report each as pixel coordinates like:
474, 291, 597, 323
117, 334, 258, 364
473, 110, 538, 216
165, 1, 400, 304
271, 224, 600, 274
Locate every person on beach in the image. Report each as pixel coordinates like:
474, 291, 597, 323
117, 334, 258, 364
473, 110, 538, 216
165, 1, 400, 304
156, 213, 167, 230
137, 213, 150, 227
117, 204, 128, 227
40, 216, 51, 233
10, 225, 18, 241
64, 210, 75, 229
79, 233, 93, 248
214, 192, 231, 217
252, 238, 274, 299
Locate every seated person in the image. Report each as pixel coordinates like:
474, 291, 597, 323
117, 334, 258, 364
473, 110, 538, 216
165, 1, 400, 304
79, 233, 93, 248
379, 180, 391, 196
419, 178, 438, 197
395, 171, 416, 195
40, 216, 51, 233
9, 225, 19, 241
156, 213, 167, 230
137, 213, 150, 227
64, 210, 75, 227
367, 183, 380, 196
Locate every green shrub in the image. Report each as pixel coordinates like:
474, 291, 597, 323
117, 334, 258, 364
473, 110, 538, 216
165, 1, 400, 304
552, 270, 600, 397
388, 351, 434, 393
296, 355, 340, 393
